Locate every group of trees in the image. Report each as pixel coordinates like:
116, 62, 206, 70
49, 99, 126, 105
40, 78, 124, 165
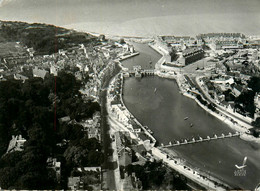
125, 161, 188, 190
196, 94, 216, 112
0, 77, 58, 189
223, 89, 236, 102
247, 76, 260, 137
0, 71, 101, 189
252, 117, 260, 137
235, 90, 255, 117
0, 21, 97, 55
234, 76, 260, 118
64, 137, 103, 168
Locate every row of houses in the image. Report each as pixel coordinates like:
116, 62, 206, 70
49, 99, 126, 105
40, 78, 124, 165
212, 40, 244, 50
67, 167, 101, 190
114, 131, 144, 190
196, 33, 246, 43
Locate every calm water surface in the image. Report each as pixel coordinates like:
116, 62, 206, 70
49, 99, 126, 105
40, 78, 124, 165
122, 43, 260, 189
0, 0, 259, 36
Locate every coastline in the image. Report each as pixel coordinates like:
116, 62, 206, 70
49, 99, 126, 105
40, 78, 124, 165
0, 16, 259, 190
148, 42, 260, 144
156, 70, 260, 145
109, 62, 229, 189
107, 40, 260, 189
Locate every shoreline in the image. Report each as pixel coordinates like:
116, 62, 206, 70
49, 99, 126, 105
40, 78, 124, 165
156, 70, 260, 145
148, 42, 260, 144
107, 71, 229, 190
109, 62, 229, 189
107, 40, 259, 189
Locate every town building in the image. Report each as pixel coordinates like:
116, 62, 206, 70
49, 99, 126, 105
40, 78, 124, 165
176, 47, 204, 66
87, 127, 101, 141
13, 73, 28, 82
210, 77, 235, 85
197, 33, 246, 43
50, 65, 59, 76
26, 48, 34, 58
232, 84, 243, 97
78, 167, 101, 172
47, 157, 61, 182
6, 135, 26, 153
213, 40, 244, 50
129, 45, 135, 53
111, 104, 130, 123
162, 36, 197, 46
118, 147, 132, 167
33, 67, 48, 79
68, 177, 83, 190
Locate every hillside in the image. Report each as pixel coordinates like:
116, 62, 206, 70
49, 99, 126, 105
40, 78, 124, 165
0, 20, 98, 55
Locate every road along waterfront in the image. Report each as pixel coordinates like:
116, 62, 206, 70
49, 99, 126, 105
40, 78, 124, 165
120, 42, 260, 189
107, 73, 229, 190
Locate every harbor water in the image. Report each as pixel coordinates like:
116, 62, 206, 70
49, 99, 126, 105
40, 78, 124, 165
121, 43, 260, 189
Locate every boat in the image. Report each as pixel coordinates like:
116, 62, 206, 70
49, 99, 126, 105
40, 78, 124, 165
190, 123, 193, 127
154, 88, 157, 93
184, 117, 188, 120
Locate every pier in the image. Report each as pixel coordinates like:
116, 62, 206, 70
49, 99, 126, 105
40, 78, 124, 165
159, 132, 242, 148
119, 52, 140, 61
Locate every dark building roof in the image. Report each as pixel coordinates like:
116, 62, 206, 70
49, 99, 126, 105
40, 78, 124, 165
182, 47, 203, 57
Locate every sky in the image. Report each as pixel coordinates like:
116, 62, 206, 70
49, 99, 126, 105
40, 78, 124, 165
0, 0, 259, 36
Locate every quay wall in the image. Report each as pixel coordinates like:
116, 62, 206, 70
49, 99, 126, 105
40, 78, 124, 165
116, 72, 157, 145
119, 52, 140, 61
123, 42, 257, 140
111, 57, 230, 190
155, 71, 251, 135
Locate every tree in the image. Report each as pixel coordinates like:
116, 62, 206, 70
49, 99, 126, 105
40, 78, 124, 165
0, 167, 17, 189
235, 90, 255, 117
58, 123, 83, 141
87, 150, 104, 166
252, 129, 260, 138
252, 117, 260, 128
171, 173, 188, 189
248, 77, 260, 93
16, 171, 55, 190
0, 151, 24, 168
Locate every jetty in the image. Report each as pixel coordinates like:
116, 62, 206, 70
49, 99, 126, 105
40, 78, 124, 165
119, 52, 140, 61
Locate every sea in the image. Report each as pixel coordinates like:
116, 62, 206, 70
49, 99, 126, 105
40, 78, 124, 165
0, 0, 260, 37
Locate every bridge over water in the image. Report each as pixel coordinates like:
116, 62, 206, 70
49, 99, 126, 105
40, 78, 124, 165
159, 132, 242, 148
123, 69, 155, 77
